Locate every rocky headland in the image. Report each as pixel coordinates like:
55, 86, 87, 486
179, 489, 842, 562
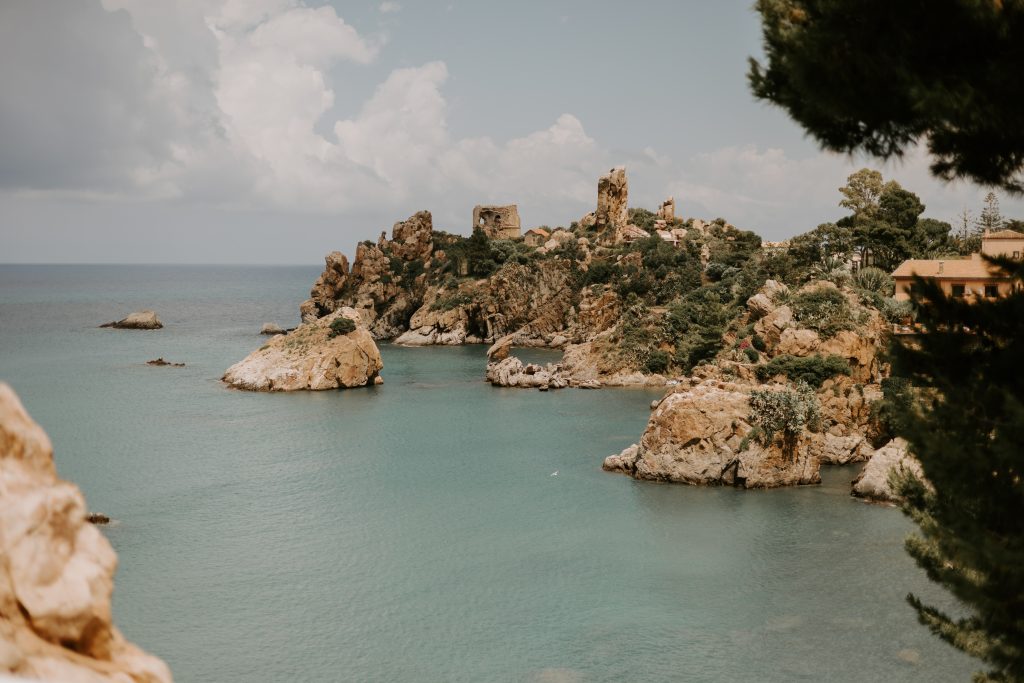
0, 383, 172, 682
280, 165, 922, 492
223, 308, 383, 391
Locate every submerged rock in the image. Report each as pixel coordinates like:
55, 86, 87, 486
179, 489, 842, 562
100, 309, 162, 329
603, 379, 821, 488
146, 358, 184, 367
86, 512, 111, 525
0, 383, 172, 682
223, 308, 383, 391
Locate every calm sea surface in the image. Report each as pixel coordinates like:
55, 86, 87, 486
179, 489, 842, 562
0, 265, 973, 682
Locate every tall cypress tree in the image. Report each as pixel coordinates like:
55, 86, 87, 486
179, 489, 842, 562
889, 257, 1024, 681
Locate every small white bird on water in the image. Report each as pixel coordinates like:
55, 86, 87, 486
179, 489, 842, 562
550, 471, 558, 477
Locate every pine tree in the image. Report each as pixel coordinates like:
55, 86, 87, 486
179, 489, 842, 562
975, 192, 1006, 235
889, 256, 1024, 681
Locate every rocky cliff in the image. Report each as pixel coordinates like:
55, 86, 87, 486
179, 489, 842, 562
223, 308, 383, 392
0, 383, 172, 683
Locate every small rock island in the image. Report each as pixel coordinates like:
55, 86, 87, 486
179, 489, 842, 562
223, 308, 383, 391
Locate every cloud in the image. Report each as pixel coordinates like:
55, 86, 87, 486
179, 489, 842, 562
3, 0, 1020, 247
379, 2, 402, 14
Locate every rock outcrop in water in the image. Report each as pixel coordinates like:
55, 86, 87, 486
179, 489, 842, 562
851, 438, 925, 502
0, 383, 172, 683
223, 308, 383, 391
603, 379, 821, 488
100, 310, 163, 330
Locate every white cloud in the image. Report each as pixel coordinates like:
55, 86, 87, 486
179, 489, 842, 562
8, 0, 1022, 245
378, 2, 401, 14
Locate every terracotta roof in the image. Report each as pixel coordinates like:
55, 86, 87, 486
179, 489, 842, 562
984, 229, 1024, 239
525, 228, 550, 237
892, 254, 1005, 279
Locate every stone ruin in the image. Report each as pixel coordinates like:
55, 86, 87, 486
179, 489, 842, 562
657, 197, 675, 222
595, 166, 629, 231
473, 204, 521, 239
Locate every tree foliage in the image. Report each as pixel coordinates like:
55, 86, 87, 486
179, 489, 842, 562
749, 0, 1024, 193
889, 256, 1024, 681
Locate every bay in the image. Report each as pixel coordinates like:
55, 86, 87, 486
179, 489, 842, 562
0, 265, 973, 682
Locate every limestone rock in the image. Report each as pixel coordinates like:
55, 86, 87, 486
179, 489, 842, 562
390, 210, 434, 262
223, 308, 383, 391
485, 357, 567, 390
602, 379, 821, 488
0, 383, 173, 683
814, 433, 875, 465
852, 438, 925, 502
100, 310, 162, 330
260, 322, 286, 335
595, 167, 628, 231
746, 279, 788, 319
657, 197, 675, 222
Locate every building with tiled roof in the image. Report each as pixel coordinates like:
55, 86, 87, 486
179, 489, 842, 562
893, 229, 1023, 301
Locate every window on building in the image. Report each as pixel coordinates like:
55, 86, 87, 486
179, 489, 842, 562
985, 285, 999, 298
951, 284, 966, 298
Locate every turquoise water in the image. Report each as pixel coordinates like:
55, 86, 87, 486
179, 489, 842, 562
0, 265, 974, 682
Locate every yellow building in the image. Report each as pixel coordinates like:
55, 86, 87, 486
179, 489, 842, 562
893, 229, 1024, 301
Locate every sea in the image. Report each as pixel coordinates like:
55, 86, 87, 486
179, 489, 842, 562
0, 264, 974, 682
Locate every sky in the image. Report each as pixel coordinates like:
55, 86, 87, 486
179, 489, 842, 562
1, 0, 1022, 264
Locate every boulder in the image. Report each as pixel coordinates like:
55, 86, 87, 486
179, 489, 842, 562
602, 379, 821, 488
0, 383, 172, 682
852, 438, 925, 502
486, 357, 567, 390
814, 433, 874, 465
223, 308, 383, 391
745, 280, 789, 319
100, 310, 162, 330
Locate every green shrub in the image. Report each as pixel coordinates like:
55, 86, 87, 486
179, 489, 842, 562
881, 297, 915, 323
790, 287, 859, 337
854, 266, 895, 296
751, 334, 767, 351
627, 207, 658, 231
744, 347, 760, 363
584, 260, 617, 286
644, 349, 670, 374
328, 317, 357, 337
749, 381, 821, 447
755, 354, 851, 387
430, 293, 473, 312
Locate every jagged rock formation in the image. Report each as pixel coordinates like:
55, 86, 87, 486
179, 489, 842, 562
852, 438, 925, 502
0, 383, 173, 683
472, 205, 521, 240
260, 323, 286, 335
657, 197, 675, 221
603, 379, 821, 488
223, 308, 383, 391
100, 310, 162, 330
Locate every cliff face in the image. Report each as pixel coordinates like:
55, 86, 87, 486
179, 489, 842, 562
224, 308, 383, 392
0, 383, 172, 683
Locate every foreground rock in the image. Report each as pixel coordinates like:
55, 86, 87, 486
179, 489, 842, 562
223, 308, 383, 391
851, 438, 925, 502
0, 383, 172, 682
100, 310, 162, 330
260, 323, 286, 335
603, 379, 821, 488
